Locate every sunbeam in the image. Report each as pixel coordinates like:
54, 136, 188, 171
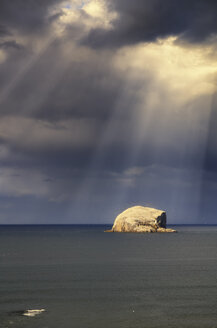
69, 37, 217, 222
0, 36, 56, 106
1, 0, 217, 224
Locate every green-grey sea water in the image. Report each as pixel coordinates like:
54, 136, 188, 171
0, 225, 217, 328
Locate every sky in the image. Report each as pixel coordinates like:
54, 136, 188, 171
0, 0, 217, 224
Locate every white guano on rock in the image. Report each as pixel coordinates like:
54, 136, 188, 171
108, 206, 177, 233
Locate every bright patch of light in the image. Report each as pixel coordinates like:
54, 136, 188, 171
55, 0, 117, 35
83, 0, 117, 29
0, 50, 6, 63
114, 37, 217, 102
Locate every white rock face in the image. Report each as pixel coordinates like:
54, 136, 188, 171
111, 206, 176, 233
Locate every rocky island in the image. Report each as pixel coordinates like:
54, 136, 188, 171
107, 206, 177, 233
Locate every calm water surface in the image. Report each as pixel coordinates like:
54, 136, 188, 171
0, 225, 217, 328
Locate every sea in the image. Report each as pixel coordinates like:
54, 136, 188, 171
0, 225, 217, 328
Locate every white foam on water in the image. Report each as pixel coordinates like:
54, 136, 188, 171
23, 309, 45, 317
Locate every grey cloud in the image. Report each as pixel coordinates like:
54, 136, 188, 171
0, 24, 11, 36
0, 38, 123, 122
0, 0, 217, 223
0, 40, 23, 50
82, 0, 217, 48
0, 0, 61, 34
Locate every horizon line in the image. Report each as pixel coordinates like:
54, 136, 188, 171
0, 223, 217, 226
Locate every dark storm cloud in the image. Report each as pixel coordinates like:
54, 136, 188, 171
0, 0, 217, 223
0, 24, 11, 36
2, 53, 123, 121
0, 40, 23, 50
82, 0, 217, 48
0, 0, 61, 33
0, 35, 123, 122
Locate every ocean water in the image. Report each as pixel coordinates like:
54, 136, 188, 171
0, 225, 217, 328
